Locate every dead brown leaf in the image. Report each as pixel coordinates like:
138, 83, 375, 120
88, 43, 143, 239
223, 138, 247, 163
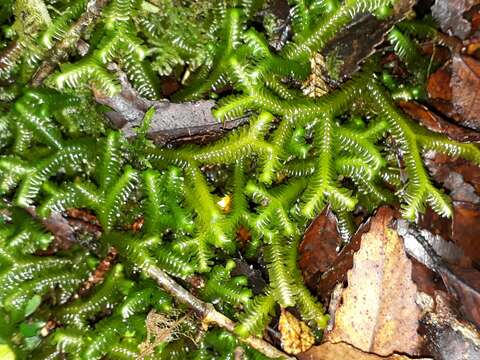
131, 217, 144, 232
425, 152, 480, 201
421, 41, 453, 65
440, 265, 480, 328
427, 67, 452, 102
450, 203, 480, 264
450, 54, 480, 130
298, 341, 419, 360
236, 225, 252, 247
38, 211, 77, 253
433, 201, 480, 265
23, 208, 79, 254
326, 207, 422, 356
66, 208, 100, 224
315, 217, 372, 301
320, 0, 415, 83
411, 258, 445, 298
299, 207, 342, 288
399, 101, 480, 142
425, 65, 476, 126
466, 37, 480, 57
472, 9, 480, 34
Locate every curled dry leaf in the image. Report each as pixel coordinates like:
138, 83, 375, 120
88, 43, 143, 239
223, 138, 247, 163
326, 207, 422, 356
278, 309, 315, 355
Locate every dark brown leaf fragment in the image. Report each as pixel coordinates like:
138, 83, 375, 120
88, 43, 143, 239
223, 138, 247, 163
427, 67, 452, 102
418, 203, 480, 267
411, 258, 445, 298
299, 207, 342, 288
439, 265, 480, 328
450, 54, 480, 130
399, 101, 480, 142
321, 0, 415, 83
314, 216, 372, 301
423, 152, 480, 265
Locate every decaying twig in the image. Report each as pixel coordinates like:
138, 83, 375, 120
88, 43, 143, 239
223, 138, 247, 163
147, 264, 294, 359
30, 0, 110, 87
77, 247, 118, 296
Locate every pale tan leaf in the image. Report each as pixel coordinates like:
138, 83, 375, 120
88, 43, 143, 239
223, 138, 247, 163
298, 341, 423, 360
326, 207, 422, 356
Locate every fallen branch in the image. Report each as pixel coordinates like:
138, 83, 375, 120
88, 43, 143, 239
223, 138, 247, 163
94, 70, 250, 146
147, 264, 294, 359
30, 0, 110, 87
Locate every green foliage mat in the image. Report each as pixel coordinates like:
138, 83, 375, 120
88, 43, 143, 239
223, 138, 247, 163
0, 0, 478, 358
